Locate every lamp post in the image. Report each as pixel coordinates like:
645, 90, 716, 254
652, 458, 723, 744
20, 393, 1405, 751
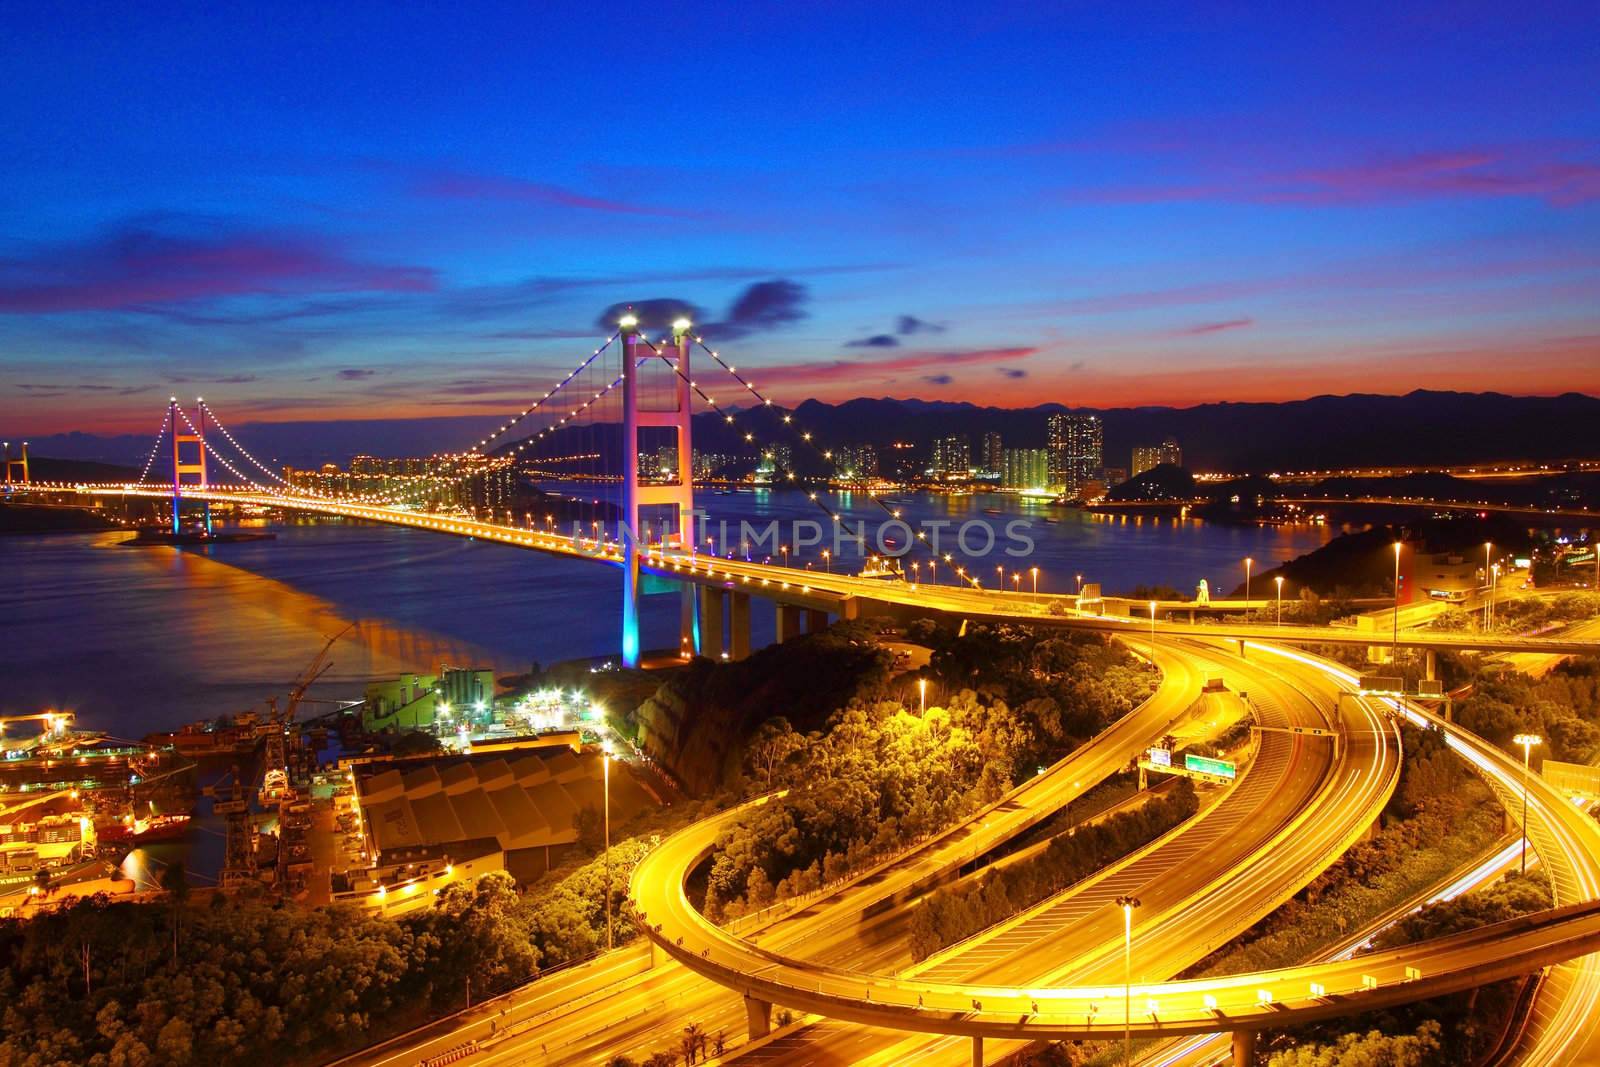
822, 549, 831, 573
997, 564, 1005, 587
1484, 542, 1494, 630
1243, 557, 1253, 606
1012, 572, 1021, 592
1115, 895, 1142, 1066
1392, 541, 1403, 661
1076, 573, 1084, 595
1275, 575, 1284, 627
1513, 733, 1541, 875
1148, 600, 1157, 649
1031, 566, 1039, 594
781, 544, 789, 568
602, 744, 613, 949
1490, 563, 1500, 629
918, 678, 927, 716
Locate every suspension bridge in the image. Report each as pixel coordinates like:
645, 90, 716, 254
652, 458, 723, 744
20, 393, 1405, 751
7, 314, 1600, 667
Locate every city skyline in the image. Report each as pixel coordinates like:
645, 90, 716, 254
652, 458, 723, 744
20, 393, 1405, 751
4, 3, 1599, 435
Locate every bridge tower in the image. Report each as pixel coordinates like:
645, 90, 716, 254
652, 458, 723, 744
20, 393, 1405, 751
619, 315, 695, 668
1, 441, 27, 484
169, 398, 210, 534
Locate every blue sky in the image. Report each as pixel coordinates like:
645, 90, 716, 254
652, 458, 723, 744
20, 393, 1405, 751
2, 1, 1597, 434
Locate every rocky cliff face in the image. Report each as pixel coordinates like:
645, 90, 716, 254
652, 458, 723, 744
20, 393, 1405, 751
635, 624, 894, 796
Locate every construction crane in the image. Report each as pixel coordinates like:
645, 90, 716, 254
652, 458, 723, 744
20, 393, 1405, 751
260, 624, 353, 805
204, 765, 256, 889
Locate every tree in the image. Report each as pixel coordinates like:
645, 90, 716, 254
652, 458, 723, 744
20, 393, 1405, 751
160, 861, 189, 965
680, 1022, 706, 1064
1267, 1021, 1441, 1066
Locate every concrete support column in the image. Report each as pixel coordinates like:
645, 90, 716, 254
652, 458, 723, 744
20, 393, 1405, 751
971, 1035, 984, 1066
730, 592, 752, 660
681, 583, 700, 658
699, 586, 725, 659
1425, 649, 1438, 681
649, 940, 667, 968
1138, 765, 1148, 790
805, 608, 830, 634
776, 603, 802, 643
744, 996, 772, 1040
1231, 1028, 1257, 1066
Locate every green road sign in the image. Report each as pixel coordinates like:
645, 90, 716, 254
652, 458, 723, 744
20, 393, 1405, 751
1184, 753, 1236, 779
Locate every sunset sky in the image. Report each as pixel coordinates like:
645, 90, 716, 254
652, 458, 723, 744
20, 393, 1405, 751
3, 2, 1598, 436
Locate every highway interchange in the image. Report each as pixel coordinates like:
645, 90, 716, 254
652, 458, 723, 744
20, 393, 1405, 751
39, 484, 1600, 1065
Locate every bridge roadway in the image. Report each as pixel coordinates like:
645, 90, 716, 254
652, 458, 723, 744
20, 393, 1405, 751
725, 643, 1396, 1065
630, 643, 1600, 1065
346, 640, 1292, 1066
54, 485, 1600, 657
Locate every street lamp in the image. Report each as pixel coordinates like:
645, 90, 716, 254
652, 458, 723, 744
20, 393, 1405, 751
602, 744, 613, 949
1513, 733, 1542, 875
1483, 542, 1494, 630
1076, 573, 1084, 595
1243, 557, 1253, 605
1275, 575, 1284, 626
1148, 600, 1157, 648
1012, 572, 1021, 592
1392, 541, 1403, 661
1115, 895, 1142, 1067
918, 678, 927, 716
1031, 566, 1039, 594
781, 544, 789, 568
822, 549, 831, 573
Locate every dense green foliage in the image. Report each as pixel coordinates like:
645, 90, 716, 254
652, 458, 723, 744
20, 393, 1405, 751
1266, 1022, 1442, 1067
1456, 656, 1600, 761
0, 835, 663, 1067
703, 626, 1156, 919
908, 779, 1198, 961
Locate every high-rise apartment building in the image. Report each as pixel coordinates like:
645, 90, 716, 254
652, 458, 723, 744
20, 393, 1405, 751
1002, 448, 1050, 491
981, 431, 1003, 476
1045, 413, 1102, 492
929, 434, 972, 477
1131, 436, 1182, 477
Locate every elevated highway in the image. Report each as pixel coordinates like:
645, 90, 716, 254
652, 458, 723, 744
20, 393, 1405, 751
628, 644, 1600, 1065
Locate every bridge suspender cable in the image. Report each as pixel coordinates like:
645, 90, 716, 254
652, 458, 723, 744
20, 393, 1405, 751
640, 334, 982, 585
136, 408, 172, 484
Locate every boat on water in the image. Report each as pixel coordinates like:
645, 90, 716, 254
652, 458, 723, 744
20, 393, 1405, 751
0, 714, 199, 860
145, 710, 276, 758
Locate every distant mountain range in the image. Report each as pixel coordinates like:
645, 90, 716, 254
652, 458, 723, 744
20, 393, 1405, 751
10, 391, 1599, 474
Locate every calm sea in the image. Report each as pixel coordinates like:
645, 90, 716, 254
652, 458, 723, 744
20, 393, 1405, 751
1, 490, 1330, 737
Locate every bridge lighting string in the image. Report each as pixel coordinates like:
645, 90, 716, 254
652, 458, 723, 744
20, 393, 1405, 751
693, 336, 982, 586
195, 400, 318, 494
349, 332, 625, 509
136, 408, 172, 484
174, 407, 274, 492
642, 337, 980, 585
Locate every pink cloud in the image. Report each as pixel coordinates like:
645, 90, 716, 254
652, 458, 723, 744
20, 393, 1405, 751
1174, 317, 1254, 336
413, 170, 698, 218
754, 346, 1039, 387
0, 226, 436, 313
1076, 141, 1600, 207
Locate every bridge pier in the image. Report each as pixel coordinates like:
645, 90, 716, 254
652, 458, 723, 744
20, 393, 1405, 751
806, 608, 830, 634
744, 995, 772, 1040
681, 583, 700, 657
699, 586, 725, 658
730, 592, 752, 660
1231, 1028, 1257, 1065
971, 1035, 983, 1066
776, 603, 802, 643
1424, 649, 1438, 681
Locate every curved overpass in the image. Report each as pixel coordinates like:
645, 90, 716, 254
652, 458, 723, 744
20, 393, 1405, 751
627, 644, 1600, 1060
